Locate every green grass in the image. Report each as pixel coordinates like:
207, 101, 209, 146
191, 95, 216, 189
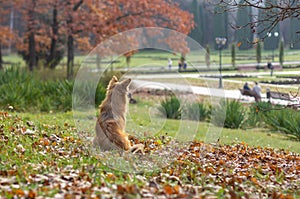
124, 100, 300, 153
1, 105, 299, 198
3, 48, 300, 70
9, 97, 299, 154
1, 50, 300, 198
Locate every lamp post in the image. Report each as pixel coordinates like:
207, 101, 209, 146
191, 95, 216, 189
267, 31, 279, 62
215, 37, 227, 88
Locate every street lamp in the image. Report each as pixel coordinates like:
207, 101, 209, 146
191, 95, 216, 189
267, 31, 279, 62
215, 37, 227, 88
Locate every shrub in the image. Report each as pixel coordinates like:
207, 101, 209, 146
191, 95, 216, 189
0, 68, 106, 112
256, 41, 262, 66
279, 40, 284, 66
72, 80, 106, 111
184, 102, 210, 121
205, 45, 210, 68
244, 101, 272, 128
212, 99, 246, 129
231, 43, 236, 68
265, 108, 300, 141
158, 96, 181, 119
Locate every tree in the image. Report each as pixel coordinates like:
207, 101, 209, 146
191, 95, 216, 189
189, 0, 203, 45
235, 0, 253, 50
0, 2, 16, 70
205, 44, 210, 68
256, 0, 280, 50
213, 0, 299, 43
9, 0, 194, 76
290, 17, 300, 49
15, 0, 51, 70
279, 40, 284, 66
256, 41, 261, 64
63, 0, 84, 79
213, 5, 228, 49
256, 41, 262, 68
46, 1, 65, 69
231, 43, 236, 68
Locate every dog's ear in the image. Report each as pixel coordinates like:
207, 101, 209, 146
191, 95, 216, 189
111, 76, 118, 82
120, 78, 131, 88
107, 76, 118, 90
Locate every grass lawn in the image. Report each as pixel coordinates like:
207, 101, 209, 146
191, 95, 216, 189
1, 98, 299, 198
9, 93, 298, 155
3, 48, 300, 70
1, 50, 300, 198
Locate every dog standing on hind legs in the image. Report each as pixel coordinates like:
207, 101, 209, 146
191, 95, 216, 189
93, 76, 144, 154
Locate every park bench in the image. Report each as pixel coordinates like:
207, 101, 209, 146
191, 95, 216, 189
267, 91, 300, 109
237, 63, 282, 71
267, 91, 292, 101
239, 89, 261, 102
237, 65, 257, 71
264, 64, 282, 70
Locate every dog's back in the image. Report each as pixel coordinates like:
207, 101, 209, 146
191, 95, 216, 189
93, 76, 132, 151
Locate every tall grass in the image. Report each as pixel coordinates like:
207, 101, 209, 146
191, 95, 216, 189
158, 96, 181, 119
212, 100, 246, 129
244, 101, 272, 128
0, 68, 106, 112
183, 102, 210, 121
265, 108, 300, 141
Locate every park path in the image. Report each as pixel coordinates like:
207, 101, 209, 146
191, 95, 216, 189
130, 72, 300, 106
120, 60, 300, 72
131, 79, 258, 103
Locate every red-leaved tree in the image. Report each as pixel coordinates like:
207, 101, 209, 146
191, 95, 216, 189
6, 0, 194, 77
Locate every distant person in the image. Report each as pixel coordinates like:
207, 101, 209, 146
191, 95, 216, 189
168, 58, 172, 70
253, 81, 262, 102
243, 82, 251, 91
183, 60, 187, 71
178, 61, 182, 71
266, 88, 271, 103
267, 62, 274, 76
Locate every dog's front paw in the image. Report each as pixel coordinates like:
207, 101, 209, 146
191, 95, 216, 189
130, 143, 145, 155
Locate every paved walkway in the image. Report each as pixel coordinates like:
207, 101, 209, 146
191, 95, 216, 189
132, 79, 259, 102
131, 73, 299, 106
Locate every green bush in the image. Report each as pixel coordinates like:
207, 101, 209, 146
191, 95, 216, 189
158, 96, 181, 119
184, 102, 210, 121
256, 41, 262, 65
72, 79, 106, 111
265, 108, 300, 141
0, 68, 106, 112
244, 101, 272, 128
279, 40, 284, 66
212, 100, 246, 129
205, 45, 210, 68
231, 43, 236, 68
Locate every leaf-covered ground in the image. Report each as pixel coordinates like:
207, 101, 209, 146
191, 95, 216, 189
0, 112, 299, 198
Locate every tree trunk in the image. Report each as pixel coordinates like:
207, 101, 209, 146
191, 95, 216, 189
66, 0, 83, 78
67, 35, 74, 79
47, 6, 58, 69
96, 54, 101, 70
0, 42, 3, 70
28, 32, 36, 71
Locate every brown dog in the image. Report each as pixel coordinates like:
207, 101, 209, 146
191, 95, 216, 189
93, 76, 144, 153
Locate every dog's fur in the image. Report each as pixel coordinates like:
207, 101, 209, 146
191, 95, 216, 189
93, 76, 144, 153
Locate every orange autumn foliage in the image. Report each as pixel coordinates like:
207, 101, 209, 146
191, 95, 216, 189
11, 0, 192, 53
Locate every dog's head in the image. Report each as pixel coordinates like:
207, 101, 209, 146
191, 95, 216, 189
107, 76, 131, 95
